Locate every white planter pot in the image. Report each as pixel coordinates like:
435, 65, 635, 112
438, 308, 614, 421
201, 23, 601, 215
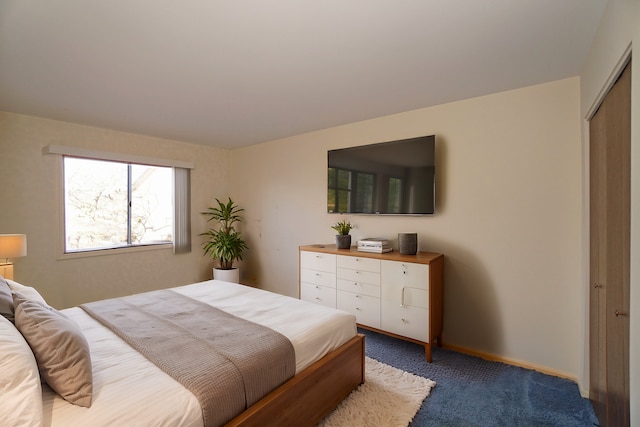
213, 268, 240, 283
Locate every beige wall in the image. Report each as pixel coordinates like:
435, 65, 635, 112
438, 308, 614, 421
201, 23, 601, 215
0, 111, 231, 308
580, 0, 639, 420
231, 77, 583, 378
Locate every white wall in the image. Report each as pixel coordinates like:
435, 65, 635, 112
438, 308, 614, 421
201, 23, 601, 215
580, 0, 639, 420
231, 77, 583, 378
0, 111, 231, 308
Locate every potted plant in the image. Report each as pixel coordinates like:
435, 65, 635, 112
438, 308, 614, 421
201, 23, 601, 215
331, 219, 353, 249
201, 198, 248, 283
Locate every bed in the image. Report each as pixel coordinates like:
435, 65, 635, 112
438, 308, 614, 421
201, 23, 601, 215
0, 277, 365, 427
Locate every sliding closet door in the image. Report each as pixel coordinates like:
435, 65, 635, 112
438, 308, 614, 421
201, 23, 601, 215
589, 94, 606, 421
604, 61, 630, 427
589, 61, 631, 427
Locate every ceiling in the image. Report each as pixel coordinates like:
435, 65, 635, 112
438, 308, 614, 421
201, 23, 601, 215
0, 1, 607, 149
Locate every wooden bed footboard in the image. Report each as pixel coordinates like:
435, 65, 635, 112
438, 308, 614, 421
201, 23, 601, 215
226, 333, 365, 427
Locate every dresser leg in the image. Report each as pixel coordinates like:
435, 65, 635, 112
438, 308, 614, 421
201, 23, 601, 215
425, 343, 432, 362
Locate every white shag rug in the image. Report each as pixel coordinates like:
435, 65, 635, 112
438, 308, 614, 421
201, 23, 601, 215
318, 357, 436, 427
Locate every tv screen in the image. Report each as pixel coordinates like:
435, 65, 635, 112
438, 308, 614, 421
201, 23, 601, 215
328, 135, 435, 215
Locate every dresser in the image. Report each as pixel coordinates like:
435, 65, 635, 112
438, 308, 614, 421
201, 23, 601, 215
299, 244, 444, 362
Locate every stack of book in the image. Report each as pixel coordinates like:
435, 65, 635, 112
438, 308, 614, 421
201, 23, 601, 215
357, 238, 393, 253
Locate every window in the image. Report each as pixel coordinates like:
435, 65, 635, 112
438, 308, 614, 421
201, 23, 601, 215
387, 177, 403, 213
328, 167, 352, 213
328, 167, 374, 213
63, 157, 174, 253
354, 173, 374, 212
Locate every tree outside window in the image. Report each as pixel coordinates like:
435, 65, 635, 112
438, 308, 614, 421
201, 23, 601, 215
64, 157, 173, 252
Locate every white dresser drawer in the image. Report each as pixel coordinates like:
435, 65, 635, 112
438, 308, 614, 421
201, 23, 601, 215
336, 268, 380, 286
337, 290, 381, 328
300, 268, 336, 288
337, 255, 380, 273
300, 251, 336, 272
300, 246, 444, 362
381, 301, 428, 342
300, 282, 337, 308
381, 285, 427, 309
381, 260, 429, 290
337, 279, 381, 298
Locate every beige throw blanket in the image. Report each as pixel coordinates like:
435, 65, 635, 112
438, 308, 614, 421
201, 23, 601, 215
81, 289, 295, 427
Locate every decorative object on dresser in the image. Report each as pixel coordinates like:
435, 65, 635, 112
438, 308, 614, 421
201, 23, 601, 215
299, 244, 444, 362
357, 238, 392, 253
200, 198, 248, 283
331, 220, 353, 249
0, 234, 27, 281
398, 233, 418, 255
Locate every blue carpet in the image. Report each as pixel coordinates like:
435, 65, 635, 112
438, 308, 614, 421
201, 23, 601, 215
360, 328, 599, 427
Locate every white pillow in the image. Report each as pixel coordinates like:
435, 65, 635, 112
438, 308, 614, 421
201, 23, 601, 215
0, 315, 43, 427
13, 292, 93, 407
0, 276, 14, 322
5, 279, 49, 307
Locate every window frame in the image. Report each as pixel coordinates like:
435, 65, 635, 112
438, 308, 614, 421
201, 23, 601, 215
44, 145, 193, 260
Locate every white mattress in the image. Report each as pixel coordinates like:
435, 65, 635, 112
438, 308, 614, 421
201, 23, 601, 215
43, 280, 356, 427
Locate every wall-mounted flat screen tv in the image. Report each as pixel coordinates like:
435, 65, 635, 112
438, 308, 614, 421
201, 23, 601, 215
328, 135, 435, 215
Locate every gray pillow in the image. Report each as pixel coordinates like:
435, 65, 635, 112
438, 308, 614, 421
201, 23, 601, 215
13, 292, 93, 407
0, 276, 14, 323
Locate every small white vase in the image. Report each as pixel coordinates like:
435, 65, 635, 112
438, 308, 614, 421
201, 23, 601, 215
213, 268, 240, 283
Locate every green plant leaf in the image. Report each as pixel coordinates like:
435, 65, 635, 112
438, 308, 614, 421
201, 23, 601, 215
200, 198, 248, 269
331, 219, 352, 235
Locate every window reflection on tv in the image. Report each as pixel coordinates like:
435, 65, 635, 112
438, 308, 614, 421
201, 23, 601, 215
328, 135, 435, 215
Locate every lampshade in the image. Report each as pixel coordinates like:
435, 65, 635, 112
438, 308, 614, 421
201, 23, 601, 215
0, 234, 27, 260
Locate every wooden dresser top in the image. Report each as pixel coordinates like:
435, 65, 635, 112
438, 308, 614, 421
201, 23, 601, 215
299, 244, 443, 265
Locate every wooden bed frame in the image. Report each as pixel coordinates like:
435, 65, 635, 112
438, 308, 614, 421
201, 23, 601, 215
227, 333, 365, 427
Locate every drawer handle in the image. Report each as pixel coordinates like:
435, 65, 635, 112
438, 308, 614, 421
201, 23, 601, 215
356, 307, 361, 311
401, 318, 407, 323
314, 297, 320, 300
401, 287, 406, 307
615, 310, 628, 317
353, 282, 359, 286
355, 294, 360, 298
315, 285, 319, 289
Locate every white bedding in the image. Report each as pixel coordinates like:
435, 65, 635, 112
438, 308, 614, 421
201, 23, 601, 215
42, 280, 356, 427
